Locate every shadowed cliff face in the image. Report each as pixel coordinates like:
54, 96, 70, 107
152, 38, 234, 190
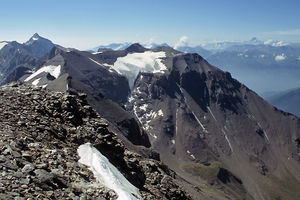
127, 51, 300, 200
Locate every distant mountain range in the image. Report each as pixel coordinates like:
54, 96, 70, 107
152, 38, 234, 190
267, 87, 300, 117
91, 42, 169, 52
90, 38, 300, 97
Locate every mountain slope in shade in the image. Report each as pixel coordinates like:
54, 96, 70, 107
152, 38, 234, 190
268, 87, 300, 117
126, 51, 300, 200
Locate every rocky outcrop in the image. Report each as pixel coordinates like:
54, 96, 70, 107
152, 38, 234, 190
0, 82, 191, 200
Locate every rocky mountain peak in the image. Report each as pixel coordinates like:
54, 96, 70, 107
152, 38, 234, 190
125, 43, 147, 53
25, 33, 43, 45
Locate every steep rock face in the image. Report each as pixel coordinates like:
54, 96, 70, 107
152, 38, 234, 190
128, 53, 300, 200
0, 83, 191, 200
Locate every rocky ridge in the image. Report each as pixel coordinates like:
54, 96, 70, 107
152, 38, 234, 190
0, 82, 191, 200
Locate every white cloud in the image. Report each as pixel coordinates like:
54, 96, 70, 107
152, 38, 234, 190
174, 36, 188, 49
144, 37, 155, 48
264, 40, 288, 47
264, 39, 273, 45
272, 41, 288, 47
275, 54, 287, 61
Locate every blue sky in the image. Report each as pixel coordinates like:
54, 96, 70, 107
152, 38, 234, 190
1, 0, 300, 49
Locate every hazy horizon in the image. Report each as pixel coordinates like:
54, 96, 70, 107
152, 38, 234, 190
1, 0, 300, 50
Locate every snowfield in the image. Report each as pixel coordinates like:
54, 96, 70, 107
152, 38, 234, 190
25, 65, 61, 82
112, 51, 167, 88
77, 143, 142, 200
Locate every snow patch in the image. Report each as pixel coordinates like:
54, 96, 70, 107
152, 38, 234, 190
151, 134, 158, 139
92, 51, 103, 55
260, 54, 265, 58
0, 42, 8, 50
145, 110, 158, 119
257, 122, 270, 143
298, 56, 300, 61
112, 51, 167, 88
89, 58, 118, 74
128, 96, 134, 103
207, 107, 217, 121
31, 78, 41, 86
222, 129, 233, 152
175, 109, 179, 135
171, 139, 175, 145
177, 84, 207, 133
32, 37, 39, 41
77, 143, 142, 200
275, 54, 286, 61
89, 58, 103, 67
157, 109, 163, 117
140, 104, 148, 111
25, 65, 61, 82
192, 110, 207, 133
264, 131, 270, 142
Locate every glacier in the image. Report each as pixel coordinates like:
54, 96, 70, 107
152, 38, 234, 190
112, 51, 167, 88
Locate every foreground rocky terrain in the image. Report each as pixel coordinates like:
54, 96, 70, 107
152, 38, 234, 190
0, 83, 191, 200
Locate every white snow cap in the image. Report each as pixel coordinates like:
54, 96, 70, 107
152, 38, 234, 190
77, 143, 142, 200
112, 51, 167, 88
25, 65, 61, 82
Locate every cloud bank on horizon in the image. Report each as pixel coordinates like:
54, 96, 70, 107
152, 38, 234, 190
174, 36, 189, 50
